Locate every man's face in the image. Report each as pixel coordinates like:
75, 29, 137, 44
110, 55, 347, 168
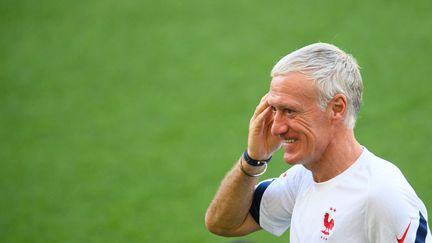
268, 72, 332, 166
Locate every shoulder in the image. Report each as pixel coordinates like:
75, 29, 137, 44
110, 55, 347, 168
365, 151, 429, 239
255, 165, 310, 201
279, 164, 312, 186
277, 165, 312, 196
368, 151, 426, 223
252, 165, 311, 216
250, 165, 312, 236
366, 151, 418, 207
366, 152, 416, 203
255, 165, 312, 216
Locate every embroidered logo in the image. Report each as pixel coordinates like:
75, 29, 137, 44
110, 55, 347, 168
320, 207, 336, 240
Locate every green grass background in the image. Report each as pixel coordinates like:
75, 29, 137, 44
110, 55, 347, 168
1, 0, 431, 242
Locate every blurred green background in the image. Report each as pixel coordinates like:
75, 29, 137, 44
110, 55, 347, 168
1, 0, 431, 242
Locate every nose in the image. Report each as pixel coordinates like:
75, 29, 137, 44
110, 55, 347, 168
271, 111, 289, 136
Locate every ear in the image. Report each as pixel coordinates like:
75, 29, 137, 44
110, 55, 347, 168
330, 94, 347, 122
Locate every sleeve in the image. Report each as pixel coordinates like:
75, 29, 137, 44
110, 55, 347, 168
249, 165, 304, 236
366, 171, 432, 243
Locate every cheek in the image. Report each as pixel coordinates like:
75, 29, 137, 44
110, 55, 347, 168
294, 118, 328, 146
292, 117, 316, 137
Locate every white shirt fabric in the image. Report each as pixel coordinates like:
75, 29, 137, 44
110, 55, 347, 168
250, 147, 432, 242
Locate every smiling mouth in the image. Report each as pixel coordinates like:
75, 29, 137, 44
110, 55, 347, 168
283, 138, 297, 144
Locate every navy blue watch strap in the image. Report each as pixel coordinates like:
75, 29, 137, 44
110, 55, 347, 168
243, 150, 272, 166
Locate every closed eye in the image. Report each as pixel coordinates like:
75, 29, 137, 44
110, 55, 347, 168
284, 108, 295, 114
270, 105, 296, 117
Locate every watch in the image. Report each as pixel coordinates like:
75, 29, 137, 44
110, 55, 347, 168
243, 150, 272, 166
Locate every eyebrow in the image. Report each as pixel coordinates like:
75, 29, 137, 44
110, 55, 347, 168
267, 99, 303, 109
267, 100, 301, 111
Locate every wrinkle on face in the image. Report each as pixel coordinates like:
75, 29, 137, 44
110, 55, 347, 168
268, 72, 332, 166
269, 73, 321, 113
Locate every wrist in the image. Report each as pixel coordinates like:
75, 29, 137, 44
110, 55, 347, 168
243, 149, 272, 166
239, 156, 267, 177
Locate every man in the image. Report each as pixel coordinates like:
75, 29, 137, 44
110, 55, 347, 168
205, 43, 432, 242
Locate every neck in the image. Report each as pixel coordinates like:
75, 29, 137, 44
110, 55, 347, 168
307, 128, 362, 183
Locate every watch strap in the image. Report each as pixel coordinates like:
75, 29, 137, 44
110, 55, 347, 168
243, 150, 272, 166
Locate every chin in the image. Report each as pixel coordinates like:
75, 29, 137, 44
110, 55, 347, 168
283, 154, 302, 165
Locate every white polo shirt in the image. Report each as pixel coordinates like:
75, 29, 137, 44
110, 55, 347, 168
250, 148, 432, 242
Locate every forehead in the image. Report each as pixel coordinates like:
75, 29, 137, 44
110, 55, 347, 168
268, 72, 319, 106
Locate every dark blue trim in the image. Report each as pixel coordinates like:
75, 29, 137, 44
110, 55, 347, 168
415, 211, 428, 243
249, 179, 274, 225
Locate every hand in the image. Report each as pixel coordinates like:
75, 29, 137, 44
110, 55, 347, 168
247, 93, 282, 160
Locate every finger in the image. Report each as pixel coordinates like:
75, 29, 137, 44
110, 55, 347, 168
251, 102, 269, 122
252, 94, 270, 120
254, 106, 273, 124
264, 107, 274, 126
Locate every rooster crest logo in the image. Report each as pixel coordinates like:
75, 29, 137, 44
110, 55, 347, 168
320, 207, 336, 240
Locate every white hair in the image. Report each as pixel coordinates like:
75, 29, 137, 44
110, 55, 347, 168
271, 43, 363, 129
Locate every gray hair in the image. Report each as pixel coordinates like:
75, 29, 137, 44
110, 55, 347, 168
271, 43, 363, 129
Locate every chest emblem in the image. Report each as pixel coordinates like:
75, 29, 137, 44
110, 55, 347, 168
320, 207, 337, 240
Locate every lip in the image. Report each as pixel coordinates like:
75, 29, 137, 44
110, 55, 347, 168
282, 138, 299, 153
